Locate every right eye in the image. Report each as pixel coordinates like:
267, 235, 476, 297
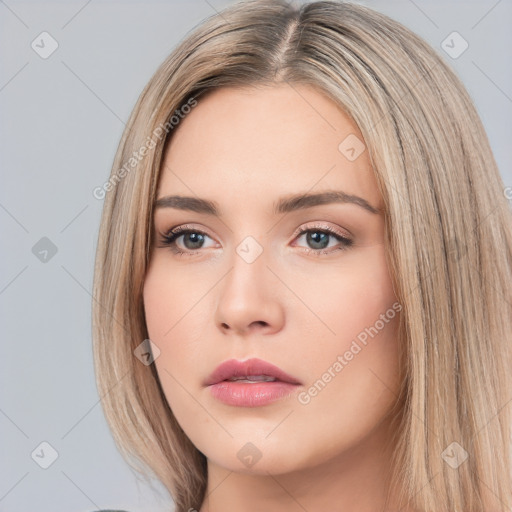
157, 225, 217, 257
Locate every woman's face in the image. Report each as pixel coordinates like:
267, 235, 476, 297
143, 83, 402, 476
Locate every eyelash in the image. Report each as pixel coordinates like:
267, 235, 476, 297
157, 223, 353, 258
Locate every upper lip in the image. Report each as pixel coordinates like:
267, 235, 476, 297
204, 358, 302, 386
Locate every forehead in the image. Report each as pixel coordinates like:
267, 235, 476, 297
156, 84, 381, 213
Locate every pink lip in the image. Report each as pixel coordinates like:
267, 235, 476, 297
204, 358, 302, 407
204, 358, 301, 386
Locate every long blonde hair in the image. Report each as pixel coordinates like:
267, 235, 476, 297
92, 1, 512, 510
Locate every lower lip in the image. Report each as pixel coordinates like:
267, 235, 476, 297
208, 380, 300, 407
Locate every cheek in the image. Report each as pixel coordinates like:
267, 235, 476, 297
142, 262, 170, 339
289, 245, 398, 356
142, 261, 209, 415
142, 257, 210, 342
292, 247, 401, 432
293, 313, 401, 468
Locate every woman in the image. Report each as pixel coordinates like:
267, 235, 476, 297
92, 1, 512, 510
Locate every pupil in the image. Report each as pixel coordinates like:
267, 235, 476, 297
308, 231, 329, 249
184, 233, 204, 249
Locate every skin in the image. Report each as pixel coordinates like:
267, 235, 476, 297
143, 83, 411, 511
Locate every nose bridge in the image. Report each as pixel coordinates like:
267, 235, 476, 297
224, 233, 270, 302
214, 231, 284, 334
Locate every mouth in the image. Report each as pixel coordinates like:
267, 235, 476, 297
204, 358, 302, 407
204, 357, 302, 386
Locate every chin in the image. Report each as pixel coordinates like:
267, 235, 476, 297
203, 435, 318, 476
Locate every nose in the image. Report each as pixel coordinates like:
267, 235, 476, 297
214, 245, 285, 337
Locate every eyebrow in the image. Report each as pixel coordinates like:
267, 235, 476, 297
153, 190, 380, 216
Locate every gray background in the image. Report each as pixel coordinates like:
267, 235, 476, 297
1, 0, 510, 511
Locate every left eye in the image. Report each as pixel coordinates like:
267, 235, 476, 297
293, 227, 353, 253
158, 225, 353, 256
